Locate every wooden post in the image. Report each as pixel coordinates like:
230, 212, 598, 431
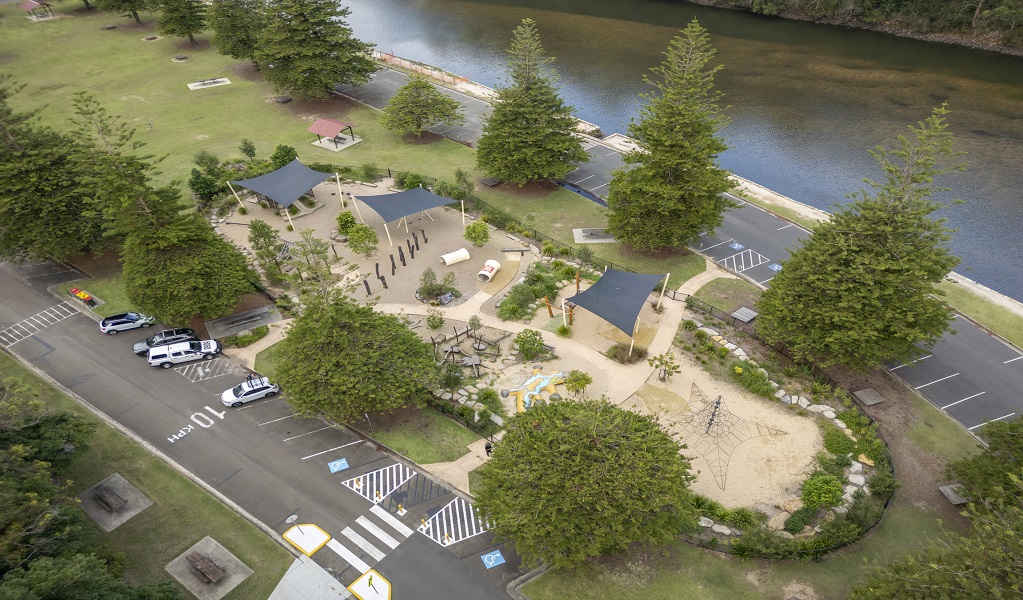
226, 181, 245, 210
461, 199, 465, 226
351, 194, 366, 223
544, 296, 554, 318
335, 173, 345, 207
576, 270, 580, 293
657, 272, 670, 310
561, 298, 567, 327
284, 207, 296, 231
384, 223, 394, 247
628, 337, 635, 358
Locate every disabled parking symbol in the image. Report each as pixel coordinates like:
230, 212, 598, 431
481, 550, 505, 569
768, 263, 783, 271
328, 458, 349, 473
729, 242, 745, 250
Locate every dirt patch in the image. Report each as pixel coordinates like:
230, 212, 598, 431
67, 250, 123, 278
491, 180, 561, 198
232, 63, 262, 82
279, 94, 360, 121
401, 131, 445, 145
173, 38, 210, 51
781, 581, 819, 600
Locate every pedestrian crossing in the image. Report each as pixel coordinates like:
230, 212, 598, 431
319, 504, 414, 582
340, 463, 416, 504
0, 302, 78, 347
419, 496, 491, 546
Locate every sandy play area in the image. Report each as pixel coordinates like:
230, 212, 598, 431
622, 351, 822, 509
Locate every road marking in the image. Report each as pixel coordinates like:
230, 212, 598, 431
777, 224, 794, 230
326, 539, 370, 574
235, 396, 283, 410
174, 358, 243, 382
1005, 356, 1023, 364
701, 238, 734, 251
571, 174, 595, 184
302, 440, 362, 460
890, 355, 931, 370
258, 414, 294, 426
282, 426, 332, 441
589, 182, 609, 190
757, 277, 774, 285
356, 516, 400, 550
341, 527, 385, 561
370, 505, 415, 538
942, 391, 985, 409
418, 497, 490, 546
719, 248, 770, 272
969, 412, 1016, 430
341, 463, 416, 504
0, 302, 78, 347
915, 373, 959, 389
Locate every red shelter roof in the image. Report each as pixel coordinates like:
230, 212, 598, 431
21, 0, 53, 10
307, 119, 353, 138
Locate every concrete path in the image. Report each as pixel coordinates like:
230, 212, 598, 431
221, 319, 292, 371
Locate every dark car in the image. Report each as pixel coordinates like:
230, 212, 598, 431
132, 328, 198, 356
99, 312, 155, 335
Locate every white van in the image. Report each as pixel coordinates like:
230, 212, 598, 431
147, 340, 221, 368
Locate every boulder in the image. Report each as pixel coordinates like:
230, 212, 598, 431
777, 531, 795, 540
767, 511, 790, 531
807, 404, 829, 413
782, 395, 793, 405
848, 473, 867, 486
858, 454, 876, 467
822, 410, 836, 419
441, 392, 453, 401
733, 348, 748, 359
466, 386, 479, 394
797, 397, 811, 408
849, 461, 864, 474
725, 342, 737, 351
699, 327, 720, 336
844, 485, 859, 496
794, 526, 816, 539
711, 524, 732, 535
774, 389, 787, 399
711, 335, 724, 342
781, 498, 804, 513
769, 380, 779, 389
698, 516, 714, 528
834, 419, 847, 429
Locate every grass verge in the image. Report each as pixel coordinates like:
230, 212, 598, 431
0, 351, 293, 599
370, 408, 480, 464
73, 274, 134, 317
905, 393, 984, 465
692, 277, 762, 313
253, 341, 285, 379
937, 280, 1023, 351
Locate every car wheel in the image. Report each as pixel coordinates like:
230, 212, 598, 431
107, 330, 119, 335
265, 391, 276, 398
160, 362, 172, 369
141, 322, 151, 328
203, 353, 214, 360
231, 402, 243, 408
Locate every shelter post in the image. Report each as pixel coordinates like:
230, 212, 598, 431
226, 181, 246, 210
335, 173, 345, 207
544, 296, 554, 318
403, 217, 410, 234
423, 210, 436, 222
628, 338, 635, 358
384, 223, 394, 247
282, 206, 296, 231
657, 273, 669, 310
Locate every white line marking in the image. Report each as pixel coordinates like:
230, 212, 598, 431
235, 396, 283, 410
890, 355, 932, 370
915, 373, 960, 389
326, 539, 370, 573
572, 174, 595, 184
371, 505, 415, 538
777, 224, 794, 230
341, 527, 385, 560
590, 182, 609, 190
282, 426, 332, 441
757, 277, 774, 285
357, 516, 400, 549
1005, 356, 1023, 364
969, 413, 1016, 430
258, 414, 294, 426
701, 239, 734, 251
942, 392, 985, 409
302, 440, 362, 460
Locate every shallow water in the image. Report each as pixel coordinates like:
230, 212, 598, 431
345, 0, 1023, 301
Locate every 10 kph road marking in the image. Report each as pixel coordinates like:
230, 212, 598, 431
167, 406, 227, 443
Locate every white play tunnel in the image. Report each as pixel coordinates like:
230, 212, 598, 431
477, 259, 501, 282
440, 248, 471, 266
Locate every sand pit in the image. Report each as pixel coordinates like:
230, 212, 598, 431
624, 352, 822, 509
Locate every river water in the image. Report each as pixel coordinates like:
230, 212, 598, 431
345, 0, 1023, 301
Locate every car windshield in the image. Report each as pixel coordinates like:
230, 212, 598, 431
146, 334, 160, 345
231, 384, 245, 397
125, 313, 140, 321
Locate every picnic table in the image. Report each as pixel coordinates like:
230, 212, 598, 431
186, 551, 225, 583
95, 485, 126, 512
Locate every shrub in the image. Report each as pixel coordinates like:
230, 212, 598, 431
468, 315, 482, 331
564, 370, 592, 396
810, 380, 832, 399
221, 325, 270, 348
731, 360, 775, 398
823, 427, 857, 456
731, 527, 796, 559
845, 492, 884, 530
497, 284, 535, 320
360, 162, 381, 182
541, 241, 556, 256
270, 144, 298, 168
784, 506, 816, 533
476, 388, 502, 414
815, 451, 852, 479
683, 319, 699, 331
867, 468, 897, 500
482, 207, 513, 228
394, 171, 427, 189
723, 507, 760, 530
555, 324, 571, 337
514, 329, 546, 360
237, 206, 248, 215
802, 474, 844, 509
426, 309, 445, 330
347, 224, 378, 256
691, 494, 725, 516
693, 329, 709, 342
442, 363, 463, 389
836, 408, 871, 432
575, 246, 593, 264
464, 221, 490, 247
336, 211, 358, 235
606, 343, 647, 364
420, 268, 444, 298
558, 245, 573, 256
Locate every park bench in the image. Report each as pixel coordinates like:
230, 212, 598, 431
94, 485, 126, 512
186, 551, 225, 584
501, 247, 528, 255
198, 78, 220, 86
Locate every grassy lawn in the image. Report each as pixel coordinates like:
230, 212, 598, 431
468, 465, 485, 495
75, 274, 134, 317
253, 341, 285, 379
906, 392, 984, 464
370, 408, 481, 464
0, 352, 292, 599
937, 280, 1023, 351
692, 277, 762, 313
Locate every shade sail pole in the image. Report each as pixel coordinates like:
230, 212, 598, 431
226, 181, 245, 210
629, 338, 635, 358
461, 199, 465, 226
423, 210, 436, 222
657, 273, 669, 310
403, 216, 409, 234
351, 195, 366, 223
335, 173, 345, 207
384, 223, 394, 247
283, 206, 296, 231
562, 298, 567, 327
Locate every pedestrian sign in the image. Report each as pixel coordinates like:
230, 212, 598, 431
481, 550, 505, 569
329, 458, 349, 473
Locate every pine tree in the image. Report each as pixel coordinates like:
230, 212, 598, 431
157, 0, 206, 46
755, 105, 964, 371
381, 75, 464, 138
605, 20, 734, 251
94, 0, 147, 26
209, 0, 265, 65
475, 18, 588, 186
254, 0, 377, 100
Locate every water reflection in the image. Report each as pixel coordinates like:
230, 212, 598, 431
345, 0, 1023, 300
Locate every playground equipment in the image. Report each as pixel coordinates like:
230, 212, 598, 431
477, 259, 501, 282
507, 368, 566, 412
440, 248, 470, 266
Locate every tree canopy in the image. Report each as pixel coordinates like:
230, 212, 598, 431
0, 554, 180, 600
254, 0, 377, 100
273, 294, 439, 423
755, 105, 963, 370
94, 0, 147, 26
947, 416, 1023, 505
381, 75, 464, 138
605, 20, 734, 251
475, 18, 588, 186
474, 397, 696, 568
208, 0, 264, 64
156, 0, 206, 46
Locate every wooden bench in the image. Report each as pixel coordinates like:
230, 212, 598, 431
94, 485, 126, 512
198, 78, 220, 86
186, 551, 225, 583
501, 247, 528, 255
939, 484, 969, 506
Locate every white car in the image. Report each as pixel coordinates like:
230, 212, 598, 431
221, 377, 279, 407
99, 312, 155, 335
147, 340, 221, 368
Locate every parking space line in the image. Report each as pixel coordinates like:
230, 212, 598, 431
969, 412, 1016, 430
590, 182, 609, 190
302, 440, 362, 460
341, 527, 385, 561
356, 516, 400, 550
890, 355, 931, 370
701, 238, 734, 251
326, 539, 370, 574
572, 174, 595, 184
757, 277, 774, 285
942, 391, 985, 410
915, 373, 959, 389
777, 224, 794, 230
282, 426, 332, 441
258, 414, 294, 426
1005, 356, 1023, 364
235, 396, 283, 410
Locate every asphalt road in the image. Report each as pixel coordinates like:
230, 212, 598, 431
0, 261, 522, 599
334, 66, 1023, 438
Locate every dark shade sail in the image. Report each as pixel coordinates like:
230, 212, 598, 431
231, 159, 332, 208
566, 269, 666, 337
355, 187, 455, 224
